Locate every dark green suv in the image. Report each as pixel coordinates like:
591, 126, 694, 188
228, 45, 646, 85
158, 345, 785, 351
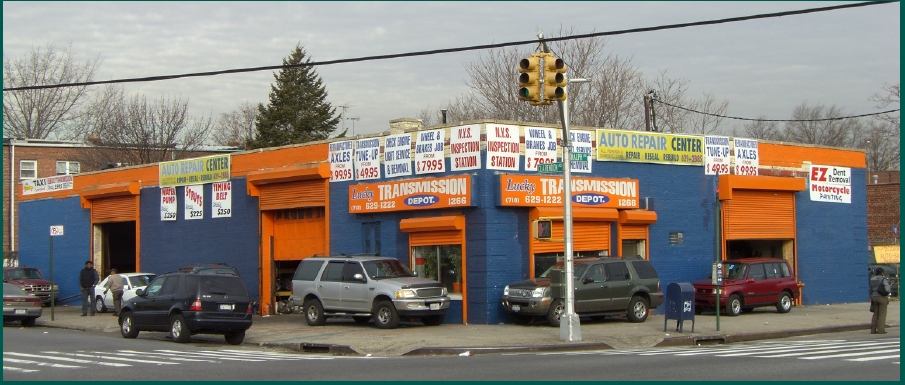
501, 257, 664, 326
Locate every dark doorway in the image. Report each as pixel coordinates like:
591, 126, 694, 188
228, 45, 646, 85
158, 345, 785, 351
100, 221, 136, 274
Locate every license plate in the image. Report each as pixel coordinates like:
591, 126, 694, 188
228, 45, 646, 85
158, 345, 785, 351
14, 309, 26, 315
219, 304, 234, 311
512, 305, 520, 312
429, 303, 440, 310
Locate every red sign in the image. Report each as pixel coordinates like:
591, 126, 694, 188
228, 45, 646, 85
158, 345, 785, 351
498, 175, 639, 208
349, 175, 472, 213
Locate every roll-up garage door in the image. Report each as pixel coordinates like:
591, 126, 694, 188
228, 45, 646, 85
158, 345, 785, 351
533, 221, 610, 254
723, 190, 795, 239
91, 196, 137, 223
410, 231, 463, 247
258, 180, 325, 210
620, 225, 647, 240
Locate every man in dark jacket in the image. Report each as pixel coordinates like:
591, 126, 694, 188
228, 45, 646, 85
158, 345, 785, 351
79, 261, 99, 316
870, 267, 892, 334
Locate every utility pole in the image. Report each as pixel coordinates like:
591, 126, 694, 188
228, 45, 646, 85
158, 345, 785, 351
338, 104, 350, 135
347, 117, 360, 136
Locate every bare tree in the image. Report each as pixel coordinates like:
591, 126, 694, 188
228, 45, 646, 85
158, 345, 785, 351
782, 103, 860, 147
3, 42, 101, 139
734, 117, 782, 140
685, 92, 729, 135
212, 102, 258, 147
863, 83, 900, 170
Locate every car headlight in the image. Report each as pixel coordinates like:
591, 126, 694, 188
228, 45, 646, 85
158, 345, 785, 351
395, 289, 417, 299
441, 287, 448, 296
532, 287, 546, 298
52, 285, 59, 292
503, 285, 510, 296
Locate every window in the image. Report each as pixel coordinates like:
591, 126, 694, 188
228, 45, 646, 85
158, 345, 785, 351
19, 160, 36, 179
322, 261, 345, 281
748, 263, 767, 280
56, 161, 80, 175
342, 263, 365, 282
412, 244, 462, 293
605, 262, 631, 281
363, 222, 381, 255
779, 262, 791, 277
631, 261, 660, 279
765, 263, 780, 279
294, 260, 325, 281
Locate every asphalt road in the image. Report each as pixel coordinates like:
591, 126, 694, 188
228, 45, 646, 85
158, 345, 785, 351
2, 325, 899, 381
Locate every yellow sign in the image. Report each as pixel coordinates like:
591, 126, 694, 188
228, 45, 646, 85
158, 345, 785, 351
596, 129, 704, 166
159, 154, 231, 187
874, 245, 900, 264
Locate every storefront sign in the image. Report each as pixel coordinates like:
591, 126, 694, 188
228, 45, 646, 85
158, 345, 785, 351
704, 135, 731, 175
211, 182, 232, 218
22, 175, 73, 195
486, 124, 520, 171
449, 125, 481, 171
159, 154, 230, 187
498, 175, 640, 208
414, 129, 446, 174
161, 187, 177, 221
874, 245, 900, 264
524, 126, 557, 171
809, 164, 852, 204
596, 129, 703, 166
329, 140, 355, 182
569, 130, 593, 173
184, 184, 204, 220
734, 138, 759, 175
354, 137, 382, 181
348, 175, 472, 213
383, 133, 413, 178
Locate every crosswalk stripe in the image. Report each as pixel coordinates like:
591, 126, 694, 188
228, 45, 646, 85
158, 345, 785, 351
799, 348, 901, 360
191, 350, 307, 360
150, 349, 267, 361
720, 341, 900, 357
2, 357, 82, 368
847, 354, 902, 362
3, 366, 41, 373
58, 352, 179, 365
116, 350, 217, 362
4, 352, 131, 367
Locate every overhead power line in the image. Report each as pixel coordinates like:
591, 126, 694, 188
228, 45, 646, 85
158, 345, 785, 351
2, 1, 891, 92
654, 98, 900, 122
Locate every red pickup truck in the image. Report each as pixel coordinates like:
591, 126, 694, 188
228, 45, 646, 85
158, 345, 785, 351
3, 267, 59, 306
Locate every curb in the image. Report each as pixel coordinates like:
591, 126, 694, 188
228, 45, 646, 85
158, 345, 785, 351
655, 323, 879, 347
402, 342, 613, 356
258, 342, 361, 356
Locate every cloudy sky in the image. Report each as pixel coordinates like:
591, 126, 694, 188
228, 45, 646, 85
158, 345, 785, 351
3, 1, 900, 138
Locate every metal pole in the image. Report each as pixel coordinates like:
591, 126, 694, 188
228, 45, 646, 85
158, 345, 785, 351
714, 175, 721, 331
49, 236, 54, 321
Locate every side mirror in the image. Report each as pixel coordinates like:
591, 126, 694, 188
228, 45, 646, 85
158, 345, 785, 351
412, 271, 418, 277
135, 288, 145, 296
353, 273, 366, 282
582, 276, 594, 284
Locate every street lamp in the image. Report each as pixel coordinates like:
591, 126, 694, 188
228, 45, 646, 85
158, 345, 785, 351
347, 117, 360, 136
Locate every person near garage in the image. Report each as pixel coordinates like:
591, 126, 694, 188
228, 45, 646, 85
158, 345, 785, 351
79, 261, 99, 316
869, 267, 892, 334
104, 268, 125, 316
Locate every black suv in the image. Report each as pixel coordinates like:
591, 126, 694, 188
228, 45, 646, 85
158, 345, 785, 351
177, 262, 240, 276
119, 271, 253, 345
501, 257, 664, 326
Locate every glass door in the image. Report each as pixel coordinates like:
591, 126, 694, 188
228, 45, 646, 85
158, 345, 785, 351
412, 244, 462, 297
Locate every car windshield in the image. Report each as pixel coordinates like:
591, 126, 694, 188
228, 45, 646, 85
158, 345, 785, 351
723, 262, 747, 279
539, 259, 595, 278
128, 275, 156, 287
3, 283, 27, 295
362, 260, 414, 279
7, 268, 43, 280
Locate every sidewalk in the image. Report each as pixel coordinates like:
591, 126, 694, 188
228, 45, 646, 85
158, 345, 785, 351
33, 301, 898, 357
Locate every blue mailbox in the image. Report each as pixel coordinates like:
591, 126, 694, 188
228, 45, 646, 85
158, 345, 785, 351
664, 282, 695, 332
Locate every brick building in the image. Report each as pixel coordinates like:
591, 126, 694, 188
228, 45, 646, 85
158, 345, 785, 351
866, 171, 900, 247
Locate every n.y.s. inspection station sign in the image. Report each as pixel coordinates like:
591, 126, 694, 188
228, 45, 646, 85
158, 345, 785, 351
159, 154, 231, 187
596, 129, 703, 166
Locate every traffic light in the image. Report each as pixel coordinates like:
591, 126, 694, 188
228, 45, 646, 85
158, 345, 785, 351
544, 56, 567, 101
517, 56, 541, 103
532, 219, 553, 240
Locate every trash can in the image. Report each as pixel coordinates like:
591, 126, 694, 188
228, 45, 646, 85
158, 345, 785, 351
664, 282, 695, 332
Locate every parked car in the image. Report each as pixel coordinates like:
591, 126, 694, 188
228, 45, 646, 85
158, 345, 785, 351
119, 271, 252, 345
177, 263, 239, 276
290, 255, 450, 329
501, 256, 665, 326
869, 264, 899, 297
692, 258, 799, 316
3, 267, 59, 306
3, 283, 43, 326
92, 273, 158, 313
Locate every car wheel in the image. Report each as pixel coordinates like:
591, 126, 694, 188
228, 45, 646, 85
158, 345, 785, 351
421, 314, 445, 326
626, 296, 650, 323
21, 317, 36, 327
352, 316, 371, 324
224, 330, 245, 345
546, 299, 564, 327
776, 291, 793, 313
509, 314, 531, 325
304, 299, 326, 326
120, 312, 139, 338
373, 301, 399, 329
170, 314, 191, 343
95, 296, 107, 313
726, 295, 742, 317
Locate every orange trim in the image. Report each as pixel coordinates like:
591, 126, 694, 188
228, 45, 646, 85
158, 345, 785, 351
718, 174, 806, 200
247, 163, 330, 185
80, 182, 140, 208
534, 207, 619, 221
759, 142, 866, 169
618, 210, 658, 224
399, 216, 465, 233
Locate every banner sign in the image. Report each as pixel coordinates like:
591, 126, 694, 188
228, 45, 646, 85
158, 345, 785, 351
524, 126, 557, 171
733, 138, 759, 175
329, 140, 355, 182
161, 187, 177, 221
22, 175, 73, 195
450, 125, 481, 171
211, 182, 232, 218
498, 175, 640, 209
159, 154, 230, 187
704, 135, 731, 175
348, 175, 472, 214
596, 129, 703, 166
874, 245, 900, 264
184, 184, 204, 220
569, 130, 593, 174
414, 129, 446, 175
809, 165, 852, 204
486, 124, 520, 170
384, 133, 413, 178
354, 137, 382, 181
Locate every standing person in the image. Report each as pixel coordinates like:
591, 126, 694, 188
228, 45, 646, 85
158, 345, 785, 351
79, 260, 99, 316
104, 268, 125, 316
870, 267, 892, 334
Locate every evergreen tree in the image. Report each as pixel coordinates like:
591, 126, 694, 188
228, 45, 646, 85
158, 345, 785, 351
249, 44, 339, 148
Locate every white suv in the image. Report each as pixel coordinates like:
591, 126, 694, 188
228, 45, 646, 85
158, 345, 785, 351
290, 255, 450, 329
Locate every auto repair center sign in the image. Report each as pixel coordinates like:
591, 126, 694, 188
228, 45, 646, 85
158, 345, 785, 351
809, 164, 851, 204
